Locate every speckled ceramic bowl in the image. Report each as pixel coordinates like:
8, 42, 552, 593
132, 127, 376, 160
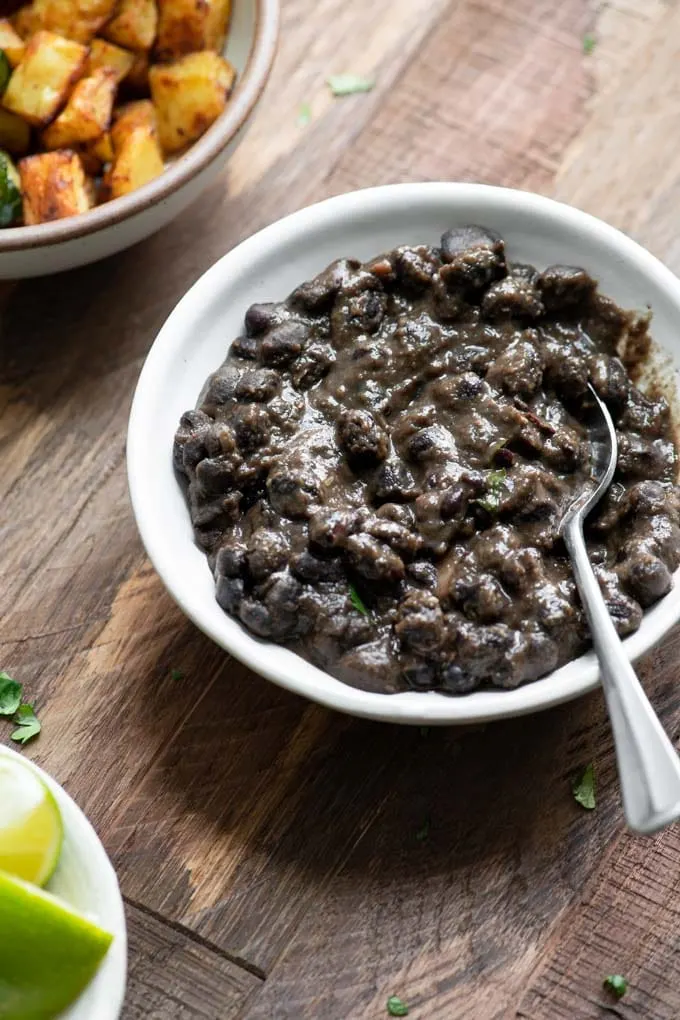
0, 0, 279, 279
127, 183, 680, 725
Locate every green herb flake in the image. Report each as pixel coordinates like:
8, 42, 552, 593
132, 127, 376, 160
603, 975, 628, 999
419, 726, 430, 738
0, 51, 11, 94
474, 468, 507, 514
349, 584, 369, 617
0, 672, 22, 717
572, 762, 596, 810
387, 996, 409, 1017
583, 33, 596, 55
297, 102, 312, 127
415, 816, 430, 842
10, 703, 41, 746
0, 152, 22, 228
170, 668, 184, 681
326, 74, 375, 97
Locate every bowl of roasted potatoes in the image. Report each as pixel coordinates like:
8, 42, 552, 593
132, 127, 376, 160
0, 0, 278, 278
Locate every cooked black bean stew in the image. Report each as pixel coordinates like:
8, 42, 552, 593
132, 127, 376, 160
174, 227, 680, 694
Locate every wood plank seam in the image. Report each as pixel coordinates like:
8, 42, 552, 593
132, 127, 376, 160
124, 895, 267, 982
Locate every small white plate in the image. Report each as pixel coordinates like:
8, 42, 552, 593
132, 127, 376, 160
127, 183, 680, 725
0, 744, 127, 1019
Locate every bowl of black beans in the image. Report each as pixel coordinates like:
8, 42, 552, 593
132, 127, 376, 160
127, 183, 680, 724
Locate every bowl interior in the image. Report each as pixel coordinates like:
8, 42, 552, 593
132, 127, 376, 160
127, 183, 680, 724
0, 745, 127, 1019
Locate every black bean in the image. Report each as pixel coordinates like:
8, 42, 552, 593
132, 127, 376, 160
588, 354, 630, 407
481, 277, 544, 321
267, 466, 321, 518
402, 660, 438, 690
486, 340, 543, 397
239, 598, 274, 638
290, 344, 336, 390
215, 541, 247, 578
200, 367, 241, 414
289, 259, 361, 313
230, 333, 259, 360
173, 409, 213, 474
231, 404, 271, 451
247, 530, 289, 580
616, 434, 676, 481
538, 265, 596, 309
290, 550, 344, 583
370, 460, 419, 504
440, 661, 480, 693
406, 561, 439, 588
430, 372, 485, 408
395, 246, 440, 290
308, 508, 360, 551
345, 533, 405, 583
235, 369, 281, 402
215, 576, 245, 615
440, 226, 506, 291
245, 302, 284, 336
367, 518, 422, 558
260, 321, 307, 367
543, 342, 589, 401
395, 591, 443, 653
337, 409, 389, 468
453, 572, 511, 623
623, 552, 673, 607
195, 455, 237, 494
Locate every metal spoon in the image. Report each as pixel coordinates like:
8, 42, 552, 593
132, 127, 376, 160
560, 384, 680, 835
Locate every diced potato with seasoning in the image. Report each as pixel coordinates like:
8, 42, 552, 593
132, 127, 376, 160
101, 0, 157, 52
3, 30, 88, 127
85, 38, 134, 83
149, 51, 236, 154
19, 149, 91, 223
18, 0, 117, 44
12, 5, 40, 41
41, 67, 117, 148
155, 0, 231, 60
0, 19, 26, 67
89, 127, 113, 162
0, 108, 31, 154
105, 99, 164, 199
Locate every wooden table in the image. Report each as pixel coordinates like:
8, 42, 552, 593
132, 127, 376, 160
3, 0, 680, 1016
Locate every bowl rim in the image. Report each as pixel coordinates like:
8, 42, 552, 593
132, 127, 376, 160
0, 743, 127, 1019
0, 0, 280, 252
127, 182, 680, 725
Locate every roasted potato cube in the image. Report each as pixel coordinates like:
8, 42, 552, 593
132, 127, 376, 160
41, 67, 117, 148
85, 38, 134, 83
0, 108, 31, 154
111, 98, 156, 141
18, 0, 117, 44
0, 19, 26, 67
19, 150, 91, 223
89, 127, 113, 162
101, 0, 157, 52
12, 6, 40, 41
155, 0, 231, 60
106, 128, 164, 199
3, 30, 88, 127
149, 51, 235, 154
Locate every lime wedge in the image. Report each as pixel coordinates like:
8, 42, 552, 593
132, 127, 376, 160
0, 756, 63, 886
0, 869, 113, 1019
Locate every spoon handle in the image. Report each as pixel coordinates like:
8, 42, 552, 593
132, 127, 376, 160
563, 519, 680, 834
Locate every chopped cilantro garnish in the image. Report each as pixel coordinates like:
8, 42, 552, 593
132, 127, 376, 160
170, 668, 184, 681
474, 469, 507, 514
572, 762, 596, 810
387, 996, 409, 1016
583, 33, 596, 55
0, 672, 22, 717
10, 704, 41, 745
603, 975, 628, 999
327, 74, 375, 97
349, 584, 369, 616
0, 51, 10, 93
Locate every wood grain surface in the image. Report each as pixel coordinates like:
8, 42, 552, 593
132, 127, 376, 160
2, 0, 680, 1017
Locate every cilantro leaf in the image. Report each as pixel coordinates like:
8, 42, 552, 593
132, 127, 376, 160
11, 704, 41, 745
0, 152, 21, 228
349, 584, 369, 616
326, 74, 375, 97
603, 975, 628, 999
583, 33, 596, 55
572, 762, 596, 810
474, 468, 507, 514
415, 816, 430, 842
0, 672, 22, 716
419, 726, 430, 738
170, 668, 184, 681
297, 102, 312, 127
387, 997, 409, 1017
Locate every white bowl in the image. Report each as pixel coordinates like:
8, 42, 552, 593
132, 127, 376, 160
0, 0, 278, 279
0, 744, 127, 1019
127, 182, 680, 725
